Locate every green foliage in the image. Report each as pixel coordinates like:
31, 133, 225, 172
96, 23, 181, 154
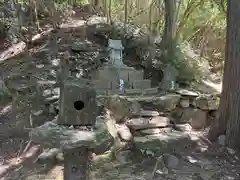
171, 43, 202, 84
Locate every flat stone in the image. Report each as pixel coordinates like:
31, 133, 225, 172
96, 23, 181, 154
124, 88, 142, 95
142, 88, 158, 95
139, 128, 161, 135
140, 110, 160, 117
176, 89, 199, 97
134, 131, 196, 156
126, 116, 170, 130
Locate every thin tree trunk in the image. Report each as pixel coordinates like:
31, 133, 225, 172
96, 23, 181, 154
124, 0, 128, 33
161, 0, 177, 62
208, 0, 240, 150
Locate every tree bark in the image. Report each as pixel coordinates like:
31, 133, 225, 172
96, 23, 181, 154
208, 0, 240, 150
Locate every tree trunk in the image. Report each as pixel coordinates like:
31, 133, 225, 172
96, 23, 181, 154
161, 0, 177, 62
208, 0, 240, 150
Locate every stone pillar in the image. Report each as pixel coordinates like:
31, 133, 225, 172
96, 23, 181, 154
63, 148, 92, 180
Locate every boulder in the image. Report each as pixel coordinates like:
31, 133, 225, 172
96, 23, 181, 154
134, 130, 196, 156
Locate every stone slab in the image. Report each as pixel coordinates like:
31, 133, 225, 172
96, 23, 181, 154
128, 70, 144, 83
92, 80, 111, 90
124, 88, 142, 95
107, 89, 124, 95
96, 90, 107, 95
142, 88, 158, 95
133, 80, 151, 89
126, 116, 170, 130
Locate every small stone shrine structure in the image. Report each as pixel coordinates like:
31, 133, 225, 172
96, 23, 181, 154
108, 39, 124, 66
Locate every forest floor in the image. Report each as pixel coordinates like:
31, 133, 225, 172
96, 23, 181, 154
0, 5, 239, 180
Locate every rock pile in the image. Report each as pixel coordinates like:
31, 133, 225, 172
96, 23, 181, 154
101, 88, 219, 158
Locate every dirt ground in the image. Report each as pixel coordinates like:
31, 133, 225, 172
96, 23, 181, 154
0, 5, 240, 180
